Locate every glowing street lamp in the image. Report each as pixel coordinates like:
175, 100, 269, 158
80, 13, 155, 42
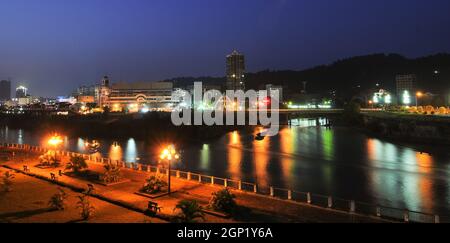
159, 145, 180, 194
416, 91, 423, 106
47, 134, 63, 157
48, 134, 63, 147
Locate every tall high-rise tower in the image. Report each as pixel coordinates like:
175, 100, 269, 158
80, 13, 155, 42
226, 50, 245, 91
0, 80, 11, 101
396, 74, 416, 104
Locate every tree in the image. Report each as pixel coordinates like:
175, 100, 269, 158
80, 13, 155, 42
48, 187, 68, 210
38, 152, 61, 167
141, 175, 167, 194
76, 195, 95, 220
65, 155, 88, 174
1, 171, 15, 192
343, 101, 362, 125
101, 163, 121, 184
173, 199, 205, 223
209, 189, 237, 215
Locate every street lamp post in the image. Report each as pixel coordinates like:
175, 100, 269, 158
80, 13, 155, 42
159, 145, 180, 195
48, 134, 63, 155
416, 92, 423, 106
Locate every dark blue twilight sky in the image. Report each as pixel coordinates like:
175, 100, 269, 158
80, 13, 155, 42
1, 0, 450, 97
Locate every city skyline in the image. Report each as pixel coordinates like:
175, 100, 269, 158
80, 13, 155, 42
1, 0, 450, 97
2, 0, 450, 229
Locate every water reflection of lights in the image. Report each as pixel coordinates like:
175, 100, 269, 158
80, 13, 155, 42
415, 152, 433, 174
227, 132, 242, 180
125, 138, 137, 162
320, 129, 334, 190
18, 129, 23, 144
77, 138, 86, 152
200, 144, 210, 170
63, 136, 69, 150
253, 132, 270, 189
279, 128, 295, 185
415, 152, 434, 211
367, 139, 383, 162
230, 131, 240, 146
109, 143, 123, 162
367, 138, 433, 212
321, 129, 334, 161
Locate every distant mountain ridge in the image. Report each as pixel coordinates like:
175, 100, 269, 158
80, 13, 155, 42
168, 53, 450, 97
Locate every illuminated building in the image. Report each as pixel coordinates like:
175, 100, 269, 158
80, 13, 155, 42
77, 96, 95, 103
396, 74, 416, 102
105, 80, 178, 112
16, 86, 28, 98
372, 89, 392, 105
226, 50, 246, 91
96, 76, 111, 108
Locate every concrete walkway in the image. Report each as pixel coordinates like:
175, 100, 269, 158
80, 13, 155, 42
1, 147, 390, 223
0, 166, 163, 223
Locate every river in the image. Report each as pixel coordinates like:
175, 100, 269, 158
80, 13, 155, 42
1, 117, 450, 216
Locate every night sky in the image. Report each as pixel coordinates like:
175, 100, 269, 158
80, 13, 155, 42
1, 0, 450, 97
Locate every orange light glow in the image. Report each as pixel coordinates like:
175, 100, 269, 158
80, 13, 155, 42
160, 145, 180, 161
48, 134, 63, 147
416, 92, 423, 98
109, 143, 123, 162
230, 131, 240, 146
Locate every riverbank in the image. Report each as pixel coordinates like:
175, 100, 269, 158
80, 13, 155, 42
0, 113, 255, 144
361, 112, 450, 146
0, 146, 395, 223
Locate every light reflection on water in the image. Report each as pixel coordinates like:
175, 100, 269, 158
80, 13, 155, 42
1, 118, 450, 216
109, 143, 123, 162
125, 138, 137, 163
200, 144, 210, 170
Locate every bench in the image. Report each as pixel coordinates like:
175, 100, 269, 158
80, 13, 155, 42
146, 201, 162, 216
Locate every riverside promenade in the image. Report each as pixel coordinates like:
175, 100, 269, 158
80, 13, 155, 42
0, 146, 391, 223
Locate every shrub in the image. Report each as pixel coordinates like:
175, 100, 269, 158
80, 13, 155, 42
1, 171, 15, 192
438, 107, 447, 114
425, 105, 434, 115
209, 189, 237, 215
174, 199, 204, 223
48, 187, 68, 210
76, 195, 95, 220
141, 175, 167, 194
343, 101, 362, 125
417, 106, 424, 113
101, 163, 121, 184
65, 155, 88, 174
38, 152, 61, 167
408, 106, 418, 113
